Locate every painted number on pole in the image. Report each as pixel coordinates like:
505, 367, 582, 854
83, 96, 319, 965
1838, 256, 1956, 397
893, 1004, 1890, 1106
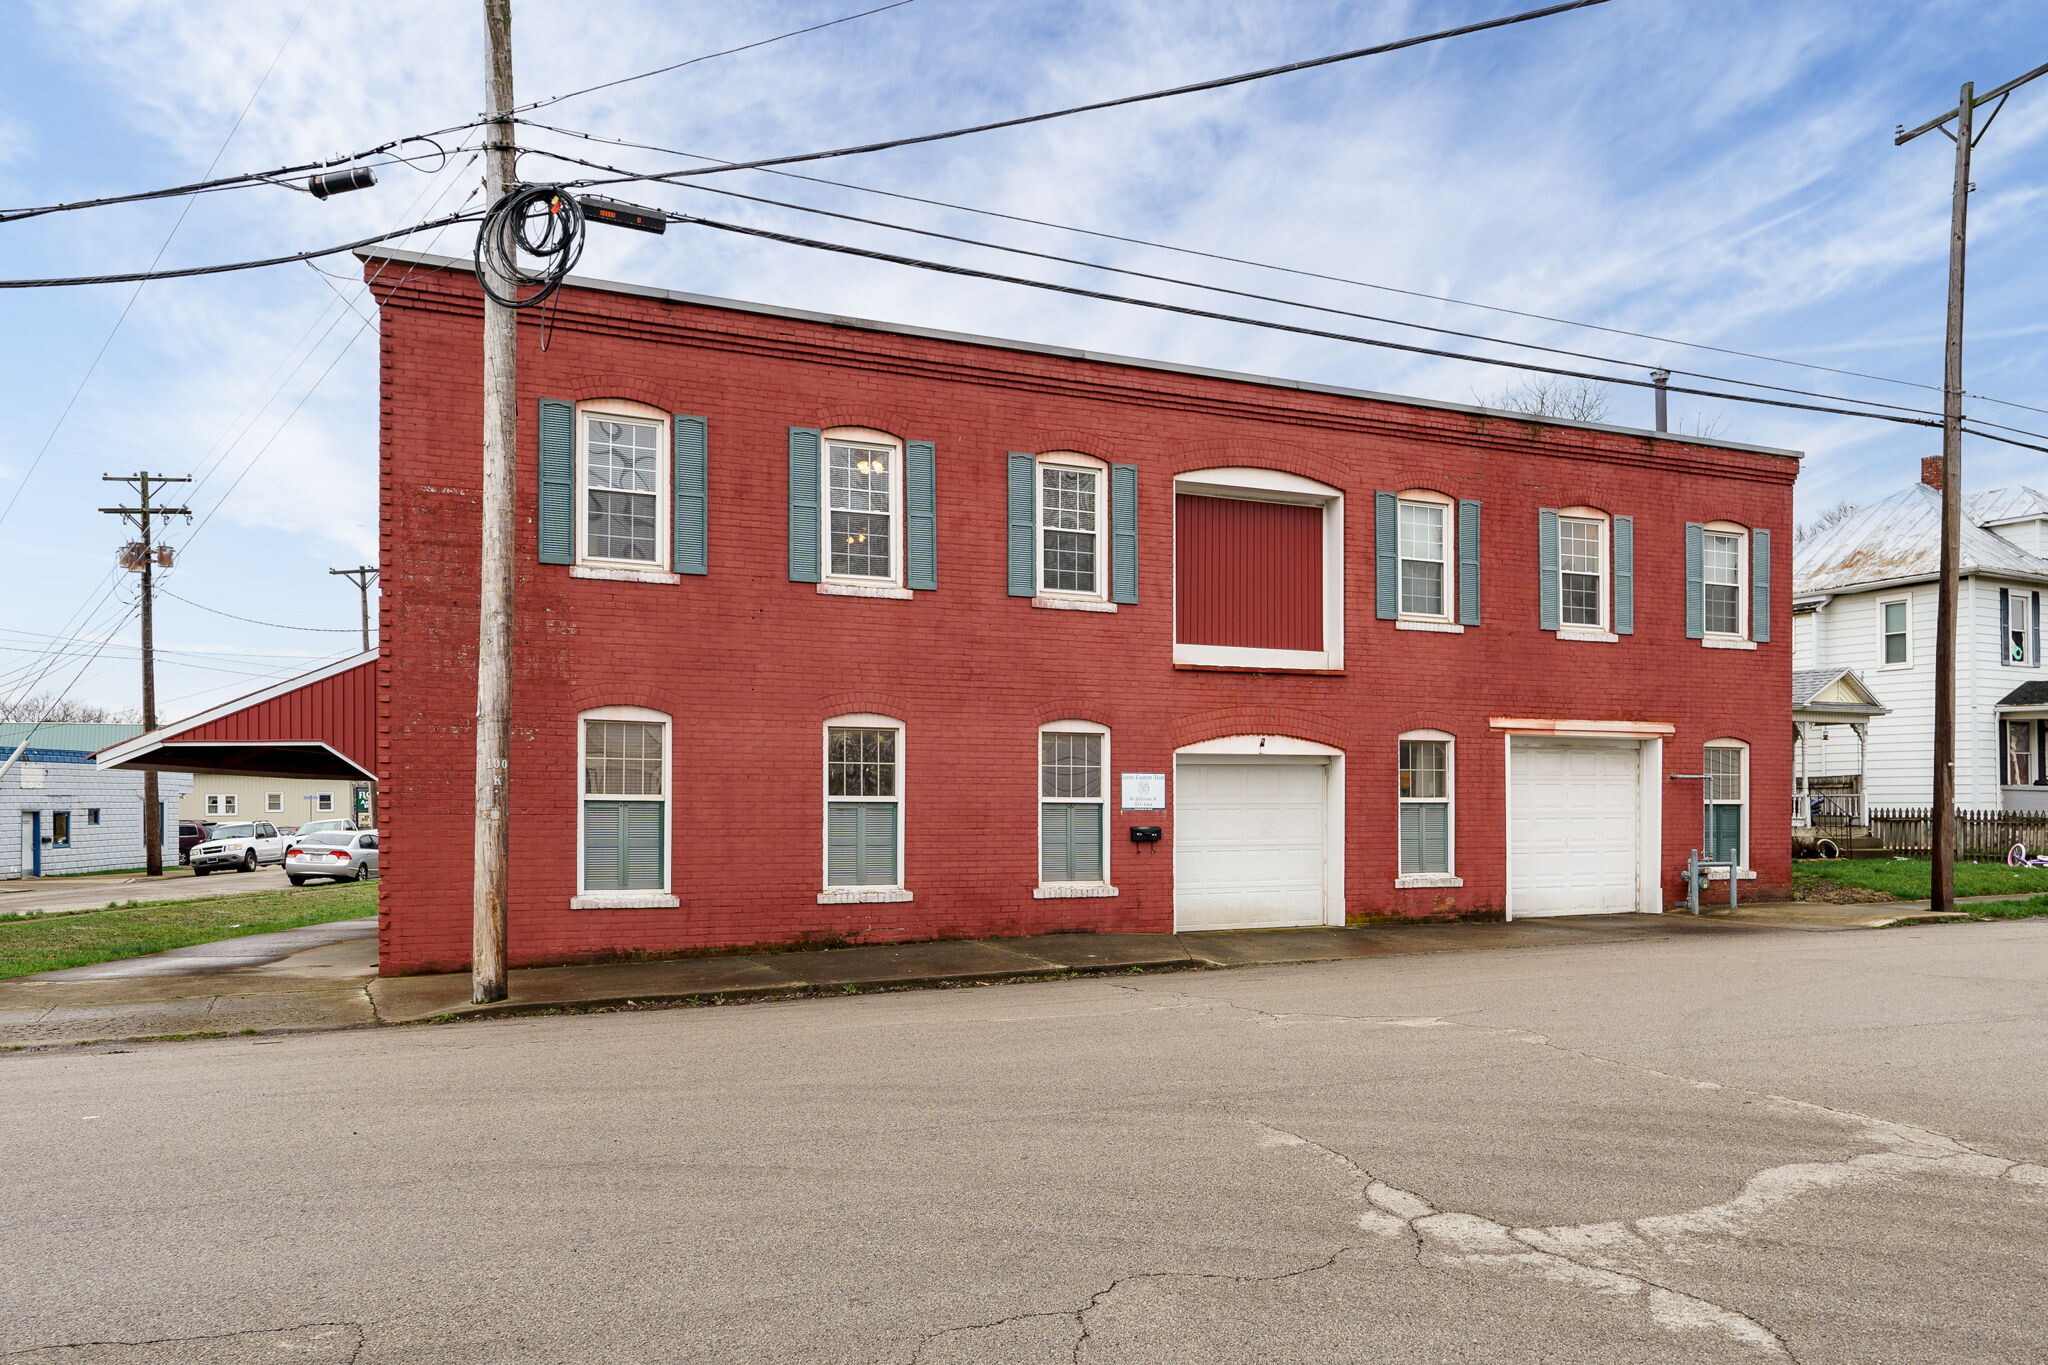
1120, 772, 1166, 810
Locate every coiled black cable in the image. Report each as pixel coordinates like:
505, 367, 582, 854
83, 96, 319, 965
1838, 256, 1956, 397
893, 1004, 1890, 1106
473, 183, 585, 308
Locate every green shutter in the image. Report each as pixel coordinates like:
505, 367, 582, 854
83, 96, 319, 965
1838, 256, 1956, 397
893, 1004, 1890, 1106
906, 439, 937, 590
1537, 509, 1560, 631
1457, 499, 1482, 626
1374, 491, 1399, 620
1041, 803, 1104, 882
1750, 528, 1770, 643
538, 399, 575, 565
672, 414, 708, 575
787, 428, 821, 583
583, 800, 665, 891
1707, 804, 1742, 865
1684, 522, 1705, 639
1399, 803, 1450, 875
1110, 463, 1139, 604
828, 801, 898, 886
1612, 514, 1635, 636
1006, 453, 1036, 597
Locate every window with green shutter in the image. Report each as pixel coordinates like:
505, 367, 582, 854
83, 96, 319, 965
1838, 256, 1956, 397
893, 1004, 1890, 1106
1040, 726, 1108, 884
580, 713, 669, 892
826, 722, 902, 887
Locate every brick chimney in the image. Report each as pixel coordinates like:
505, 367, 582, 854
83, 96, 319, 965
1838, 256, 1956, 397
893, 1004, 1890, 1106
1921, 456, 1945, 490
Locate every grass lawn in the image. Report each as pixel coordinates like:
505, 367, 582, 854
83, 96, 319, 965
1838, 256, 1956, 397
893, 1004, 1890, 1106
1794, 858, 2048, 901
0, 880, 375, 980
1962, 895, 2048, 921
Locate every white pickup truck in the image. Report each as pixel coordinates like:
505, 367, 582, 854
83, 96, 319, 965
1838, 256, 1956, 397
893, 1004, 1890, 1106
188, 820, 289, 875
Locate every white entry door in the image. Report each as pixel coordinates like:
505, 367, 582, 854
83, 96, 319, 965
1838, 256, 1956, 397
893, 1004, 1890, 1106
18, 811, 35, 879
1174, 758, 1330, 930
1509, 738, 1645, 917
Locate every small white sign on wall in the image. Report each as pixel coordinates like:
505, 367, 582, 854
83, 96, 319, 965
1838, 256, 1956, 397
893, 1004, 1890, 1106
1120, 772, 1166, 811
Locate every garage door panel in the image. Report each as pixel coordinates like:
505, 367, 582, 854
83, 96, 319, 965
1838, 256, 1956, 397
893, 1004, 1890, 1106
1175, 760, 1329, 931
1510, 739, 1643, 918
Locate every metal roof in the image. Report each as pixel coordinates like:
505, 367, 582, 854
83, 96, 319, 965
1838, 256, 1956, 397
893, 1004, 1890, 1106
1793, 483, 2048, 594
1967, 485, 2048, 525
0, 723, 144, 754
359, 247, 1804, 460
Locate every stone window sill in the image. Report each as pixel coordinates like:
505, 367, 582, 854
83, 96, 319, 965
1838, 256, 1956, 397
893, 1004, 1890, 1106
1394, 874, 1463, 889
1397, 619, 1465, 634
817, 887, 914, 904
819, 582, 914, 600
571, 565, 680, 585
1555, 628, 1619, 644
1702, 636, 1758, 651
1034, 597, 1117, 613
571, 891, 680, 910
1033, 883, 1120, 899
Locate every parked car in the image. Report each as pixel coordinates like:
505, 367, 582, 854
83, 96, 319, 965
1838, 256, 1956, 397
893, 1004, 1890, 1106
285, 817, 356, 856
177, 820, 212, 865
286, 829, 378, 885
188, 821, 289, 875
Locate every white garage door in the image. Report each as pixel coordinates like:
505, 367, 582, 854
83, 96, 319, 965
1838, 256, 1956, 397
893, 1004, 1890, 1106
1509, 738, 1644, 917
1175, 759, 1329, 930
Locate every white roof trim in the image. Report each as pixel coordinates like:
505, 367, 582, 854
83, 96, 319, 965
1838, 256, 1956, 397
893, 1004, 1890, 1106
94, 651, 373, 769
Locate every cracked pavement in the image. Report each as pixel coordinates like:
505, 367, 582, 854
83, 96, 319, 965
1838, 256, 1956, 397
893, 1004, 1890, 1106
5, 920, 2046, 1363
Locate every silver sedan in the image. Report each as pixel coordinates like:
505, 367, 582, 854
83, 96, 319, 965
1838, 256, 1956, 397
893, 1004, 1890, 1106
285, 829, 379, 886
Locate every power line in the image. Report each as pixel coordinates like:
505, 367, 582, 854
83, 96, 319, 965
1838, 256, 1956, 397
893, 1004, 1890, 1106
558, 0, 1612, 190
520, 118, 2048, 426
158, 589, 359, 633
0, 210, 483, 289
512, 0, 920, 114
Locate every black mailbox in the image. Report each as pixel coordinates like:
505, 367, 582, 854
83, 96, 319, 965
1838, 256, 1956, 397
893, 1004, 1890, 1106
1128, 825, 1163, 843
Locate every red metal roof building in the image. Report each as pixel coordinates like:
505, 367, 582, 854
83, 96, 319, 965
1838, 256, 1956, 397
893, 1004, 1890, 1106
97, 653, 377, 782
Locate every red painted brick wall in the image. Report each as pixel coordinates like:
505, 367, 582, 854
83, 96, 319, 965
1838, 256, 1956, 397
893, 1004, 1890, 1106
366, 257, 1797, 976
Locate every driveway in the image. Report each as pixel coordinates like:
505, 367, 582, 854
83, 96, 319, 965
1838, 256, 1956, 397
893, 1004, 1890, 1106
0, 865, 295, 916
2, 920, 2044, 1363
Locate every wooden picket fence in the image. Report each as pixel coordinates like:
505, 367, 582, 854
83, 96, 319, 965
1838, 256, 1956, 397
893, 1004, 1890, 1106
1867, 806, 2048, 859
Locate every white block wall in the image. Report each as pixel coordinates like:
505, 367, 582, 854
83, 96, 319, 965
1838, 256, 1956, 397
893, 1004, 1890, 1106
2, 760, 193, 879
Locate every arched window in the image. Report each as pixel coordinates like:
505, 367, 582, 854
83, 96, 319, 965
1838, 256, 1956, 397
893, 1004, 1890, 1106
1038, 720, 1112, 893
1700, 520, 1748, 639
1555, 506, 1611, 631
1703, 739, 1749, 871
576, 399, 670, 571
1395, 490, 1456, 623
1036, 452, 1110, 602
1397, 729, 1457, 884
576, 705, 675, 908
821, 427, 905, 589
822, 713, 909, 900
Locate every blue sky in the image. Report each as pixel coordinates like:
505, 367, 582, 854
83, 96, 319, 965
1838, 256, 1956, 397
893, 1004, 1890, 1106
3, 0, 2046, 720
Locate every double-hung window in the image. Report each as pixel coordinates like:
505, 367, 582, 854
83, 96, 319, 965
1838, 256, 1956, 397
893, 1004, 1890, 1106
265, 793, 283, 813
1039, 723, 1109, 889
2008, 592, 2033, 665
205, 794, 237, 817
824, 716, 905, 896
1398, 499, 1450, 619
578, 708, 671, 904
826, 439, 898, 584
2006, 721, 2036, 786
1702, 530, 1745, 636
581, 409, 666, 567
1558, 516, 1606, 628
1397, 734, 1453, 880
1880, 598, 1910, 668
1704, 743, 1747, 869
1039, 458, 1104, 599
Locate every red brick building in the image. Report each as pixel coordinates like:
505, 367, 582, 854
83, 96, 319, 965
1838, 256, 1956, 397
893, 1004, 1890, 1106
364, 247, 1796, 977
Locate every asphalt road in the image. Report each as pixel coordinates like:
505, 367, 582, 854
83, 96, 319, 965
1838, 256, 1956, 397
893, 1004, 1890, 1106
3, 920, 2045, 1364
0, 865, 295, 916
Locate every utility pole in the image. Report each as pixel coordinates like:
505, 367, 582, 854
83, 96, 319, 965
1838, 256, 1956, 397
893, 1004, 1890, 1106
472, 0, 518, 1003
1896, 60, 2048, 915
99, 473, 192, 877
328, 566, 379, 652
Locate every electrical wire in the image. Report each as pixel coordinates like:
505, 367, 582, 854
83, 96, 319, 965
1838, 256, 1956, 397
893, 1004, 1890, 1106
0, 211, 483, 289
473, 184, 583, 307
511, 0, 920, 114
557, 0, 1612, 190
520, 118, 2048, 425
158, 589, 359, 633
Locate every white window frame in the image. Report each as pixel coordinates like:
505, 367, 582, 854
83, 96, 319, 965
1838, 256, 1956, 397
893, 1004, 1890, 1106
1035, 452, 1110, 604
820, 427, 906, 594
1878, 596, 1912, 670
1396, 490, 1456, 625
315, 793, 335, 813
574, 399, 672, 581
1395, 728, 1459, 888
1555, 506, 1610, 636
2006, 720, 2036, 787
264, 792, 283, 813
1703, 739, 1752, 877
1701, 520, 1749, 642
1172, 467, 1345, 671
820, 712, 910, 903
1036, 719, 1115, 898
2009, 592, 2033, 666
573, 704, 677, 909
205, 794, 237, 817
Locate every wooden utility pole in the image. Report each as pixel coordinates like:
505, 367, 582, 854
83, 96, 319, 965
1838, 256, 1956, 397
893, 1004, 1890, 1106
1896, 61, 2048, 915
472, 0, 518, 1003
328, 566, 379, 652
99, 473, 191, 877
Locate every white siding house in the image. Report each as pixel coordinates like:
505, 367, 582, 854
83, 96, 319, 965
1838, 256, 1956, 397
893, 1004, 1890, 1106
1794, 478, 2048, 815
1, 724, 193, 879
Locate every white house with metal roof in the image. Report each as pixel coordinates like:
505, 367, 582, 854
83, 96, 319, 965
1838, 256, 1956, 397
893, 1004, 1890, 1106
1, 724, 192, 879
1793, 469, 2048, 816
